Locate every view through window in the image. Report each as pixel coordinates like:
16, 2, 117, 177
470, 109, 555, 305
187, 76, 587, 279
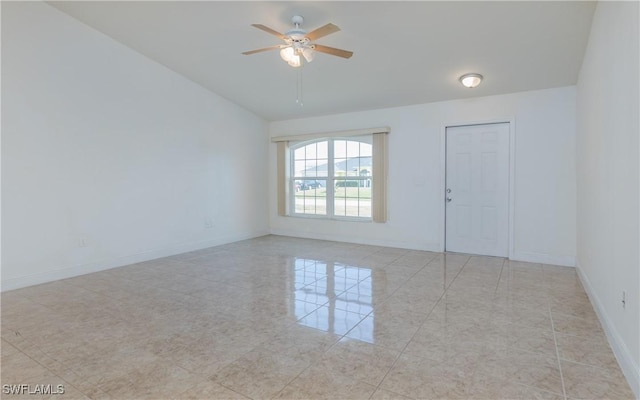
291, 137, 372, 219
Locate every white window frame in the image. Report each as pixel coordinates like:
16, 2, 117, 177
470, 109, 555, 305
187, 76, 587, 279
273, 127, 389, 223
289, 136, 373, 221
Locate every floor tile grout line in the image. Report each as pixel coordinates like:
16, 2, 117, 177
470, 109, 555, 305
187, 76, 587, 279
494, 257, 507, 294
3, 338, 91, 399
367, 254, 472, 395
287, 253, 435, 358
556, 356, 622, 371
366, 343, 408, 398
269, 250, 414, 400
308, 257, 405, 354
337, 253, 449, 395
328, 255, 437, 351
366, 349, 407, 400
201, 381, 251, 400
549, 304, 568, 400
5, 238, 627, 399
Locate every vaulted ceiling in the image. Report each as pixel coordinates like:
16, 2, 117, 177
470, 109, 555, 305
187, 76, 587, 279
49, 1, 596, 121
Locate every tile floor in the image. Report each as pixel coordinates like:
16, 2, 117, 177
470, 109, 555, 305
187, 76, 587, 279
1, 235, 634, 399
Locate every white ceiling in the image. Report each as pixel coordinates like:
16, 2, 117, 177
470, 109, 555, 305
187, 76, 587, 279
48, 1, 596, 121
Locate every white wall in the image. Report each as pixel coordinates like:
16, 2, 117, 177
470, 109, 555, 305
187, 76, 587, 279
1, 2, 269, 291
269, 87, 576, 266
576, 1, 639, 396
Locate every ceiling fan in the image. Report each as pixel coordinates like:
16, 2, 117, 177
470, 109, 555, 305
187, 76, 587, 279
242, 15, 353, 67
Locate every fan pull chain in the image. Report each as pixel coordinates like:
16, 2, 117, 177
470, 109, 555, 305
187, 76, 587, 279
296, 67, 303, 107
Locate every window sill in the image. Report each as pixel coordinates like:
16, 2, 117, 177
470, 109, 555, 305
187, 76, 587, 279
287, 214, 373, 223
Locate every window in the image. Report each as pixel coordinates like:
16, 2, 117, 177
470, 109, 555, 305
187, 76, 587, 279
291, 137, 372, 219
273, 127, 388, 223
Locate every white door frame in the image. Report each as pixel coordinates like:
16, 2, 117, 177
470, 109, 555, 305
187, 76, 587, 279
440, 118, 516, 259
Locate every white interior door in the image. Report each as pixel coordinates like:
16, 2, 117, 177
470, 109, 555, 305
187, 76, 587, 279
445, 123, 510, 257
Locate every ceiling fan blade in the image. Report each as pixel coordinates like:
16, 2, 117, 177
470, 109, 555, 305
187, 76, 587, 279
242, 45, 283, 55
312, 44, 353, 59
251, 24, 286, 39
306, 23, 341, 41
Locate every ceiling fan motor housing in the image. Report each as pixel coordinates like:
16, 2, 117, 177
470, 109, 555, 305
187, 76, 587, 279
287, 29, 307, 40
287, 16, 307, 40
242, 15, 353, 63
291, 15, 304, 26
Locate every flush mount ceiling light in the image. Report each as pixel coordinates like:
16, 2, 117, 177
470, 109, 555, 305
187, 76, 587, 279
459, 73, 483, 88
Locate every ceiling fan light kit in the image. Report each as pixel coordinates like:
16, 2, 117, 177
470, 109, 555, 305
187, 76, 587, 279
280, 47, 301, 67
459, 73, 483, 88
243, 15, 353, 68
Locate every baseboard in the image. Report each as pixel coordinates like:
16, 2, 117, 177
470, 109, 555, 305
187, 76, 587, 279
576, 259, 640, 398
0, 230, 269, 292
510, 251, 576, 267
269, 228, 441, 252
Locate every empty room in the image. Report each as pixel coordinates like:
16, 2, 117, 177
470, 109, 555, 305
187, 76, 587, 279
1, 1, 638, 399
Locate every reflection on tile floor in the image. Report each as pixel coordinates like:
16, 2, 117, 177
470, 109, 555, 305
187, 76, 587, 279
1, 235, 634, 399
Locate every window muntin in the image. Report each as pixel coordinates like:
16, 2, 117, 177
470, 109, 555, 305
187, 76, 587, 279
291, 137, 372, 219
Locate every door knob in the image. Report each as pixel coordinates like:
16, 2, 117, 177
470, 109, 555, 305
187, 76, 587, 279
446, 197, 453, 202
446, 188, 452, 193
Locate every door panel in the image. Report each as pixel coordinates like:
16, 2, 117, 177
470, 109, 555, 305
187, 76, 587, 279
446, 123, 509, 257
456, 205, 472, 237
